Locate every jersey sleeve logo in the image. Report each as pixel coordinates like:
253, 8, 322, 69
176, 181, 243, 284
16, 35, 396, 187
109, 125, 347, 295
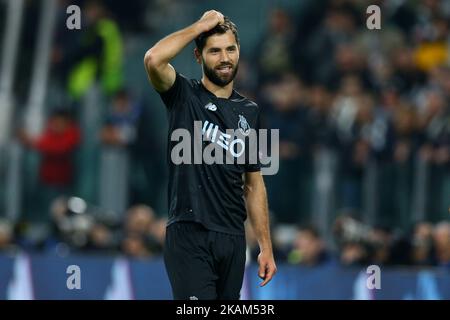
238, 115, 250, 136
204, 102, 217, 111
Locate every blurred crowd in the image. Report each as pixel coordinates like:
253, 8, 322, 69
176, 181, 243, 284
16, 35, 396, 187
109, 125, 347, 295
0, 0, 449, 266
1, 203, 449, 268
0, 199, 166, 259
246, 0, 450, 226
246, 216, 450, 269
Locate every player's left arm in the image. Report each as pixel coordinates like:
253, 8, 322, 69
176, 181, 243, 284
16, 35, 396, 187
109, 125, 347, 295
244, 171, 277, 287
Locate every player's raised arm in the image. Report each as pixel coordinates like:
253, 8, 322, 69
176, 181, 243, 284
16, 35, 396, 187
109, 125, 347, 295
144, 10, 225, 92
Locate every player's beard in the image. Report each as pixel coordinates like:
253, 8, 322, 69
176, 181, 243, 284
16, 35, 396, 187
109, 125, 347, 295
202, 59, 239, 87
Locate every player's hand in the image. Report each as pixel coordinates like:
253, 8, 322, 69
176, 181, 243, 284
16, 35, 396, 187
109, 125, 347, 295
257, 250, 277, 287
197, 10, 225, 33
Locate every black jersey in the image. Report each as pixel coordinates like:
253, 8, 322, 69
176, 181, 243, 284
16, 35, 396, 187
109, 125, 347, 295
158, 72, 261, 235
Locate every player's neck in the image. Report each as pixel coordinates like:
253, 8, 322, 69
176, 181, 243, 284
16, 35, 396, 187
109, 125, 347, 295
201, 76, 234, 99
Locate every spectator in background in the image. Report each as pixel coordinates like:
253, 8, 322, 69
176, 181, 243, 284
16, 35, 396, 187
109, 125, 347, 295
416, 88, 450, 220
0, 219, 15, 252
391, 47, 426, 94
368, 225, 394, 266
99, 89, 143, 215
332, 75, 372, 211
432, 221, 450, 268
121, 205, 160, 258
413, 0, 447, 34
100, 0, 152, 33
19, 110, 81, 222
55, 0, 123, 101
255, 8, 295, 84
414, 16, 449, 73
20, 109, 80, 189
303, 5, 358, 86
45, 196, 95, 252
121, 233, 152, 258
305, 84, 335, 148
38, 195, 119, 254
392, 103, 418, 165
431, 66, 450, 94
104, 89, 166, 211
262, 73, 312, 223
417, 89, 449, 165
85, 222, 117, 254
332, 43, 373, 90
383, 103, 418, 227
100, 89, 141, 147
233, 58, 258, 100
409, 221, 435, 266
288, 225, 334, 267
332, 213, 371, 266
339, 240, 370, 267
123, 204, 155, 235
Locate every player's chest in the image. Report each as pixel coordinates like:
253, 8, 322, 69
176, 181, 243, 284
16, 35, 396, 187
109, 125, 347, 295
188, 95, 256, 135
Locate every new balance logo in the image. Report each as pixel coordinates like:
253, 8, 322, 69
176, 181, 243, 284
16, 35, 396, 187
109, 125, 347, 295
204, 102, 217, 111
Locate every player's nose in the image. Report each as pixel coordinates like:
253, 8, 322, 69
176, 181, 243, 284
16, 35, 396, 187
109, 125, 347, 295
219, 50, 231, 63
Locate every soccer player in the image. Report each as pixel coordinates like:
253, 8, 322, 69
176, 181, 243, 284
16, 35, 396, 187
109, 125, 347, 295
144, 10, 277, 300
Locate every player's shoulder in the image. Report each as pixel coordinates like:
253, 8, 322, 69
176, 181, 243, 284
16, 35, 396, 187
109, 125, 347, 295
176, 72, 197, 88
180, 74, 207, 92
231, 90, 259, 109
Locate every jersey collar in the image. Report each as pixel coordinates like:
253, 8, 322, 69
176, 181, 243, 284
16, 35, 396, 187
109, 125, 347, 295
199, 80, 239, 101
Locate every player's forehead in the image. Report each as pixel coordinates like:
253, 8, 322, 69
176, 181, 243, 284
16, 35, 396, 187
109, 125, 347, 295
204, 30, 238, 50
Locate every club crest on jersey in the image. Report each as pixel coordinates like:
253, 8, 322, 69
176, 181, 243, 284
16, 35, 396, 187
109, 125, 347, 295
238, 115, 250, 136
204, 102, 217, 111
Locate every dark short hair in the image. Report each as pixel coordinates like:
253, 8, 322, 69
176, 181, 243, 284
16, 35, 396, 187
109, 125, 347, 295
195, 16, 239, 54
297, 224, 321, 239
50, 108, 73, 120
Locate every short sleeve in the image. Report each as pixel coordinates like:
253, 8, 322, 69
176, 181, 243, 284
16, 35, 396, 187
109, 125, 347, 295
157, 72, 190, 110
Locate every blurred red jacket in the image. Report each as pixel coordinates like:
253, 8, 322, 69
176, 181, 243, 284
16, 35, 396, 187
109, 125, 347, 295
32, 123, 81, 186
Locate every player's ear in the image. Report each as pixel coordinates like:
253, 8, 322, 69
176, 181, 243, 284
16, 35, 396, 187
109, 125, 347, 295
194, 48, 202, 64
